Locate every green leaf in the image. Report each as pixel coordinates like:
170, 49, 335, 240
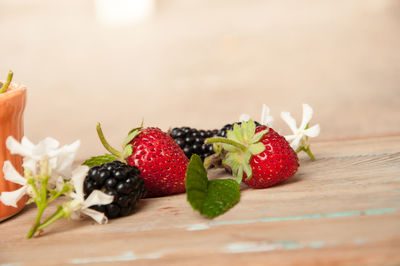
123, 144, 133, 158
250, 129, 268, 143
122, 128, 142, 147
248, 142, 265, 155
82, 154, 119, 167
186, 155, 240, 218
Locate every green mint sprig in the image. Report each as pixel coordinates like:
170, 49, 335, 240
82, 154, 119, 167
185, 154, 240, 218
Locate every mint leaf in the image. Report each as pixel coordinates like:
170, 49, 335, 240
186, 154, 240, 218
82, 154, 119, 167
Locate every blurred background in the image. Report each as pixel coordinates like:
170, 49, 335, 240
1, 0, 399, 160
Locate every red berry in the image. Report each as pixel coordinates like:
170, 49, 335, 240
243, 127, 299, 188
125, 127, 189, 197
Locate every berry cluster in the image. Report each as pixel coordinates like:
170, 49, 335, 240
84, 161, 146, 219
169, 127, 219, 160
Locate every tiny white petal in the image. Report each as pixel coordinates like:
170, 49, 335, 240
284, 134, 297, 141
20, 136, 35, 148
51, 140, 81, 178
22, 158, 38, 176
0, 186, 27, 208
3, 161, 27, 186
261, 104, 274, 126
81, 208, 109, 224
82, 190, 114, 209
280, 112, 297, 134
239, 113, 251, 122
290, 135, 303, 150
304, 124, 320, 138
6, 136, 32, 158
71, 165, 90, 201
299, 104, 314, 130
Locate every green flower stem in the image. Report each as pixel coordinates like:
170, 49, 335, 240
48, 186, 70, 203
26, 203, 47, 239
96, 123, 123, 158
36, 209, 66, 232
296, 146, 316, 161
38, 206, 63, 229
0, 70, 13, 94
205, 137, 247, 152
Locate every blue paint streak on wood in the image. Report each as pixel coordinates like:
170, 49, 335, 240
209, 208, 397, 227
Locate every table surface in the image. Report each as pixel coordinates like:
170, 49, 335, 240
1, 135, 399, 265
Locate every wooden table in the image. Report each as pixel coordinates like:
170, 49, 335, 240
1, 135, 400, 265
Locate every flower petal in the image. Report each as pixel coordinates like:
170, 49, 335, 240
280, 112, 297, 134
290, 135, 303, 150
284, 134, 297, 141
82, 190, 114, 209
299, 104, 314, 130
51, 140, 81, 179
81, 208, 108, 224
239, 113, 251, 122
33, 137, 60, 159
304, 124, 320, 138
0, 186, 27, 208
6, 136, 33, 158
22, 158, 38, 176
3, 161, 27, 185
71, 165, 89, 202
261, 104, 274, 126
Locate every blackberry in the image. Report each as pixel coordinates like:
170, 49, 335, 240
217, 121, 262, 137
83, 161, 146, 219
169, 127, 219, 161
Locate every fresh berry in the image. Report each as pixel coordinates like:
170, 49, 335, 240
206, 120, 299, 188
83, 161, 146, 219
169, 127, 218, 160
125, 127, 189, 197
94, 124, 189, 197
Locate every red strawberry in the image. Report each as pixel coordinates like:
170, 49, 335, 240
206, 120, 298, 188
95, 124, 189, 197
125, 127, 188, 197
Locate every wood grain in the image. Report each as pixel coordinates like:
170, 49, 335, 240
0, 136, 399, 265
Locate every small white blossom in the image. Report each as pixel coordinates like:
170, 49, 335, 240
281, 103, 320, 150
0, 161, 31, 207
63, 166, 114, 224
6, 136, 80, 180
239, 104, 274, 126
260, 104, 274, 126
239, 113, 251, 122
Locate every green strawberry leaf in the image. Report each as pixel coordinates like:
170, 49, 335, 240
82, 154, 119, 167
122, 128, 142, 147
122, 144, 133, 158
186, 154, 240, 218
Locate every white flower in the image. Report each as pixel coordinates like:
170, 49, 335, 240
0, 161, 31, 207
239, 113, 251, 122
239, 104, 274, 126
63, 166, 114, 224
260, 104, 274, 126
6, 136, 80, 180
280, 103, 320, 150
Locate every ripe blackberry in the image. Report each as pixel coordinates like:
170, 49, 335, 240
217, 121, 262, 137
169, 127, 219, 161
83, 161, 146, 219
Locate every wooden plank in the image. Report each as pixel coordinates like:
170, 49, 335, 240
0, 136, 399, 265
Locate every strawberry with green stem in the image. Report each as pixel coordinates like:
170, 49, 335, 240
205, 120, 299, 188
85, 123, 189, 197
